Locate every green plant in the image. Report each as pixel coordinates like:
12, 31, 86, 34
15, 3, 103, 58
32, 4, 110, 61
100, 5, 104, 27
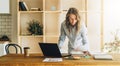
27, 20, 43, 35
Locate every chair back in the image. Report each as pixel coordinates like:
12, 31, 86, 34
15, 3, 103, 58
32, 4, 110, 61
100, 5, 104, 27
5, 44, 22, 54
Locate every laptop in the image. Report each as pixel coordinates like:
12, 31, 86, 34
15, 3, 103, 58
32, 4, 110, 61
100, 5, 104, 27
39, 43, 71, 58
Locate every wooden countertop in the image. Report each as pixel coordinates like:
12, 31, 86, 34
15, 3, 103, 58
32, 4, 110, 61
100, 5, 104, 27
0, 54, 120, 66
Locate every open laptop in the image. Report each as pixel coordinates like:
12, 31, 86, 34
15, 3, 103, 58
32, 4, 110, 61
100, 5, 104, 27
39, 43, 71, 58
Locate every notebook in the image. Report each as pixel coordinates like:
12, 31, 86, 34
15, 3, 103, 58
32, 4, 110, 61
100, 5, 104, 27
39, 43, 71, 58
94, 54, 113, 60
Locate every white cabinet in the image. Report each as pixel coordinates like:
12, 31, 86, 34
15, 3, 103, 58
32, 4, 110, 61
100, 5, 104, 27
0, 41, 9, 56
0, 0, 10, 14
0, 44, 7, 56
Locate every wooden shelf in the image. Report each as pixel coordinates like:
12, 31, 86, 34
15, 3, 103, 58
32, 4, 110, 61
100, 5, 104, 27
20, 35, 43, 37
44, 11, 61, 13
45, 35, 59, 37
19, 11, 62, 13
62, 10, 88, 13
19, 11, 43, 13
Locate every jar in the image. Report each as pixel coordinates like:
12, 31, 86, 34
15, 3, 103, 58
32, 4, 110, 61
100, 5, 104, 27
24, 47, 30, 57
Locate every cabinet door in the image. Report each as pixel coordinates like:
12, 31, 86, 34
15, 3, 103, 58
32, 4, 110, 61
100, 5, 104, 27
0, 0, 10, 14
0, 44, 7, 56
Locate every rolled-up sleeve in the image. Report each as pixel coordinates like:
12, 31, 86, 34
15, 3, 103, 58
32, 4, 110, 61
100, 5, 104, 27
58, 23, 66, 48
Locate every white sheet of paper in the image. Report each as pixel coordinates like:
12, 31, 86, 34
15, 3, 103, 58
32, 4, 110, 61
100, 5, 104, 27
43, 58, 63, 62
94, 54, 113, 60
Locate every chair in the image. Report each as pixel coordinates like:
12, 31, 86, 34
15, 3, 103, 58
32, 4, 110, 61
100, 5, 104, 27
5, 44, 22, 54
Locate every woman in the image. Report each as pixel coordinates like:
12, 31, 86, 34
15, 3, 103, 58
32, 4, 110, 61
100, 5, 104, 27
58, 7, 90, 55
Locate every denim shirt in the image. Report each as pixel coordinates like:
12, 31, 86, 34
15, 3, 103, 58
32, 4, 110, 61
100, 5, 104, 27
58, 21, 89, 54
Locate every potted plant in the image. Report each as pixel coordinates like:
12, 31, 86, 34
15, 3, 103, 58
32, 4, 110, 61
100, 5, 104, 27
27, 20, 43, 35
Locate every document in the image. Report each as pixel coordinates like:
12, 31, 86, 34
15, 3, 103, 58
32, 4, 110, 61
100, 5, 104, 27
43, 58, 63, 62
94, 54, 113, 60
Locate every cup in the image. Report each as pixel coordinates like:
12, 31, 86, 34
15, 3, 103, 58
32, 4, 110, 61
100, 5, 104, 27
24, 47, 30, 57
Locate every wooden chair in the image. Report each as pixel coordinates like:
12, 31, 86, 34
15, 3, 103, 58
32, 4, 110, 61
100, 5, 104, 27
5, 44, 22, 54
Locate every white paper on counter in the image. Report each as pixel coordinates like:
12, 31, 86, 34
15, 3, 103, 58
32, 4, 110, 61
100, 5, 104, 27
43, 58, 63, 62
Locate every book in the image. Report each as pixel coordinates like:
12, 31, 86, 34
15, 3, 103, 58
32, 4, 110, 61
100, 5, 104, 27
23, 2, 29, 11
19, 1, 27, 11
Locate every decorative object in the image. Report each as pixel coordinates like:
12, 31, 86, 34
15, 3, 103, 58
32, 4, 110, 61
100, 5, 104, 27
0, 35, 10, 41
30, 8, 41, 11
27, 20, 43, 35
103, 29, 120, 53
51, 6, 56, 11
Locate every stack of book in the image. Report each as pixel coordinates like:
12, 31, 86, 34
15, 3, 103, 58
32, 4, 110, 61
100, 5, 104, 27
19, 1, 29, 11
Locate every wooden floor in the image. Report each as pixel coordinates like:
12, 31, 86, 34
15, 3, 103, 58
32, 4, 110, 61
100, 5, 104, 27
0, 54, 120, 66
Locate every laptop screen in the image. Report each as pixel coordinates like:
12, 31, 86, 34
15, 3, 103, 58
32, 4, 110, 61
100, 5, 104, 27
39, 43, 62, 57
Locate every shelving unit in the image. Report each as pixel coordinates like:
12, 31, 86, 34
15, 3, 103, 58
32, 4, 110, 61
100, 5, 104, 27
17, 0, 103, 53
18, 0, 44, 53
